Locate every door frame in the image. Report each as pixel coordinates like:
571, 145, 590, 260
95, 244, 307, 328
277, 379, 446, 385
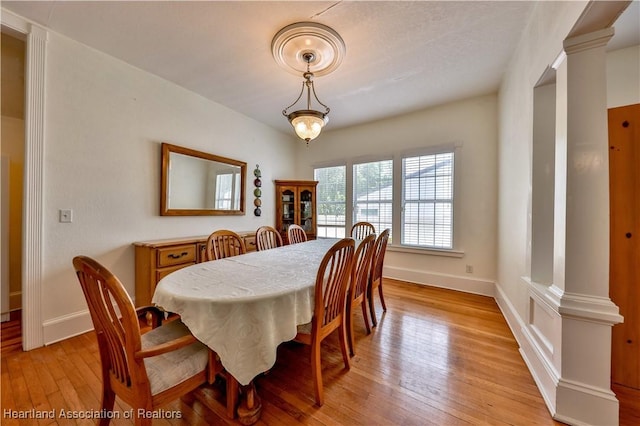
1, 10, 47, 350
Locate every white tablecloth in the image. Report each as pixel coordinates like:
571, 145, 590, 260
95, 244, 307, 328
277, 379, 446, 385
152, 238, 341, 385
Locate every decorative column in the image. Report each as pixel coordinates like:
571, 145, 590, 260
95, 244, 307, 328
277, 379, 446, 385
22, 23, 48, 350
552, 27, 623, 426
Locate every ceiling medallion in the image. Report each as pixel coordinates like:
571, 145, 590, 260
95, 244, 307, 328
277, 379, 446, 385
272, 22, 346, 144
271, 22, 346, 77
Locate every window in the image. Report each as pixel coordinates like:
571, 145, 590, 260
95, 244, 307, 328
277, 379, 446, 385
214, 173, 241, 210
313, 148, 456, 251
315, 165, 346, 238
353, 160, 393, 237
402, 152, 454, 249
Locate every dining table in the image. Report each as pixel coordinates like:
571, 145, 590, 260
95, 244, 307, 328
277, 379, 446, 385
152, 237, 347, 424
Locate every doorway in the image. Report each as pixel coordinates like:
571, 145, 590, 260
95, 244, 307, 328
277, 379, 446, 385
0, 31, 25, 352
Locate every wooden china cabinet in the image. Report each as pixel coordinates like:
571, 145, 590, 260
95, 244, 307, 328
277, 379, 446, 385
275, 180, 318, 244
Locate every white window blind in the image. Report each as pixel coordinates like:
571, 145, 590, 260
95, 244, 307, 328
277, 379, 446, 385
402, 152, 454, 249
214, 173, 240, 210
353, 160, 393, 237
314, 166, 346, 238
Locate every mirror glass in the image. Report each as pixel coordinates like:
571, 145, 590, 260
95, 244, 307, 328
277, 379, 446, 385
161, 143, 246, 216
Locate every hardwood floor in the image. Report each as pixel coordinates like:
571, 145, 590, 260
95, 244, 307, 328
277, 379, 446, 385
1, 310, 22, 356
1, 280, 637, 425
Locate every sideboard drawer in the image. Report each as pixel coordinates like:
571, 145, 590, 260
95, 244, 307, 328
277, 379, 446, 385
157, 245, 197, 267
243, 234, 257, 252
157, 263, 195, 283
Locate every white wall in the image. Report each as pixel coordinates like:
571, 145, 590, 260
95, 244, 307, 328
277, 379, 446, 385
497, 0, 638, 423
38, 30, 297, 341
497, 0, 588, 321
297, 94, 498, 295
607, 45, 640, 108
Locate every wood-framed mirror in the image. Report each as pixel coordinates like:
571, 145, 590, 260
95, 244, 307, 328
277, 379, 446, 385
160, 142, 246, 216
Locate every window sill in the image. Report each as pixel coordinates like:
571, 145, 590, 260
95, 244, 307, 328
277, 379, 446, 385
387, 244, 465, 258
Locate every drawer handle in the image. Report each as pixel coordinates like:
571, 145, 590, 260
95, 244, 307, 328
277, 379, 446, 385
168, 252, 188, 259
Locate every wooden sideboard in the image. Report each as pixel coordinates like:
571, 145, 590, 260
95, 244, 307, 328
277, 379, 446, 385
133, 231, 256, 306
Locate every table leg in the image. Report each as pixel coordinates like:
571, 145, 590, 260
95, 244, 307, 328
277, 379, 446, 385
237, 382, 262, 425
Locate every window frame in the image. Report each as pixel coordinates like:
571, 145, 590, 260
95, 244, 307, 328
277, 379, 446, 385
313, 143, 463, 257
352, 157, 394, 240
401, 150, 455, 250
314, 163, 348, 239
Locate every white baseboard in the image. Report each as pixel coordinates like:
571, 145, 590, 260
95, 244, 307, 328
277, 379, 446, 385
384, 265, 495, 297
494, 282, 558, 417
42, 309, 94, 345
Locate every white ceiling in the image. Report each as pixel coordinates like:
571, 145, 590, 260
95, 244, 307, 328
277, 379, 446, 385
3, 1, 639, 135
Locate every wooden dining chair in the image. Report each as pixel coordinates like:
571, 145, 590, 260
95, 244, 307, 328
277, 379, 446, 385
287, 224, 308, 244
368, 228, 390, 327
350, 221, 376, 239
206, 229, 246, 260
294, 238, 355, 406
73, 256, 209, 426
345, 233, 376, 356
255, 225, 283, 251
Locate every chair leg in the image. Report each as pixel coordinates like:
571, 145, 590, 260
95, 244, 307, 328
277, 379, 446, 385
361, 298, 371, 335
346, 303, 355, 356
134, 411, 153, 426
378, 278, 387, 312
226, 373, 239, 419
338, 320, 351, 371
369, 284, 378, 327
310, 339, 324, 406
99, 384, 115, 426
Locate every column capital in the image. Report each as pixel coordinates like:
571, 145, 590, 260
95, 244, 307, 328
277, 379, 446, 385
563, 27, 614, 55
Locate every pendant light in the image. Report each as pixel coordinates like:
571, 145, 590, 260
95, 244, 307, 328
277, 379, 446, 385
271, 22, 346, 144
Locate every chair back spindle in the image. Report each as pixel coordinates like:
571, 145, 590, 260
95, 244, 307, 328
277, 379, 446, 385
287, 224, 308, 245
256, 226, 283, 251
206, 230, 246, 260
350, 222, 376, 240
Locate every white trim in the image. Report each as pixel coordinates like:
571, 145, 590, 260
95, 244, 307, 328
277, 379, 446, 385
312, 158, 347, 169
42, 310, 94, 346
2, 9, 48, 350
1, 8, 30, 34
557, 291, 623, 324
384, 266, 494, 297
554, 378, 620, 426
400, 140, 463, 158
387, 244, 464, 258
352, 153, 394, 165
494, 282, 558, 417
563, 27, 615, 54
551, 50, 567, 70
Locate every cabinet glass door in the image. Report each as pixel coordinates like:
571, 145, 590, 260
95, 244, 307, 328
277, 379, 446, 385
280, 188, 296, 233
300, 189, 314, 232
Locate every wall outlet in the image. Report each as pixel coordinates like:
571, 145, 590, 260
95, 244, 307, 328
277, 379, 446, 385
465, 264, 473, 274
59, 209, 73, 223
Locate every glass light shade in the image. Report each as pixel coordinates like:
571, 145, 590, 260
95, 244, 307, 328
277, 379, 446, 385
288, 110, 328, 142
